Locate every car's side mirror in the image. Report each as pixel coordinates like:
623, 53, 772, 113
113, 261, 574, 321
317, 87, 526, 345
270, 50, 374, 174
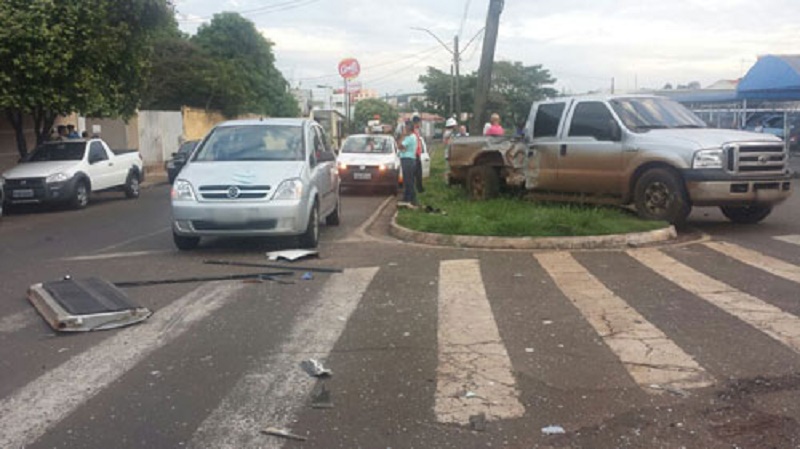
171, 152, 177, 158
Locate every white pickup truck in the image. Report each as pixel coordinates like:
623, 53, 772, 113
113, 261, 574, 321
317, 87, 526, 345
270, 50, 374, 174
1, 139, 144, 209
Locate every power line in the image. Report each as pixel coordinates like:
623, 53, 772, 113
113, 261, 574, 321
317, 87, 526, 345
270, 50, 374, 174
458, 0, 472, 40
294, 45, 442, 83
177, 0, 321, 22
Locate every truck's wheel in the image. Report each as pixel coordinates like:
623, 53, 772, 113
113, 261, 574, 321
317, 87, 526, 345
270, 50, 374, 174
71, 180, 90, 210
720, 205, 772, 224
124, 172, 140, 199
467, 165, 500, 200
299, 201, 320, 248
633, 168, 690, 224
173, 232, 200, 250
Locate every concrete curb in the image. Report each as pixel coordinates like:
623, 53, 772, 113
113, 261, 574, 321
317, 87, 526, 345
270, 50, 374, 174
389, 215, 678, 250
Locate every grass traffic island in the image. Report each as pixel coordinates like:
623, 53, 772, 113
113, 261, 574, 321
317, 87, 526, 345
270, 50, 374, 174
395, 145, 670, 242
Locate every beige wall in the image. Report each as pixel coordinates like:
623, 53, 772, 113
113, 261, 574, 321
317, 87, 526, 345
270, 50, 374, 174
181, 106, 260, 141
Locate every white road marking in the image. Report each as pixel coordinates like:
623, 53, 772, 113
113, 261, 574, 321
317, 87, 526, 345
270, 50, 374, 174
704, 241, 800, 284
774, 235, 800, 246
62, 250, 171, 261
0, 308, 40, 334
92, 226, 171, 253
536, 252, 713, 391
630, 248, 800, 354
0, 282, 244, 449
189, 267, 379, 449
435, 259, 525, 424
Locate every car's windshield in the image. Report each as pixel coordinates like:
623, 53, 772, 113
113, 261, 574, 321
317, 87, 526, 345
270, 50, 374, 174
341, 136, 393, 154
177, 141, 198, 155
28, 142, 85, 162
193, 125, 304, 162
610, 97, 707, 132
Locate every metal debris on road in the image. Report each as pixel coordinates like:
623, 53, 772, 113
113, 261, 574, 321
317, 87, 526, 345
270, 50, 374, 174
260, 427, 307, 441
301, 272, 314, 281
113, 272, 293, 287
203, 259, 344, 274
469, 413, 487, 431
266, 249, 319, 262
300, 359, 332, 377
28, 277, 152, 332
541, 425, 566, 435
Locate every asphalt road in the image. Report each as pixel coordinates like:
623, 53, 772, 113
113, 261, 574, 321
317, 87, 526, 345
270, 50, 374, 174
2, 182, 800, 448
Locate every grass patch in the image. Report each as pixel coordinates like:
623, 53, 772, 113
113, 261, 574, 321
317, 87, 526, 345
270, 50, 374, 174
397, 145, 668, 237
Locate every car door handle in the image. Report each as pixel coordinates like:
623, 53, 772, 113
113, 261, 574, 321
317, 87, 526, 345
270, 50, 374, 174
559, 144, 567, 156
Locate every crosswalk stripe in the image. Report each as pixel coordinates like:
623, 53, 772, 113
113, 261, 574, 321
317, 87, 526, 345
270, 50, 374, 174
630, 248, 800, 355
774, 235, 800, 246
189, 267, 379, 449
0, 282, 245, 449
435, 259, 525, 424
536, 252, 713, 392
704, 241, 800, 284
0, 308, 40, 334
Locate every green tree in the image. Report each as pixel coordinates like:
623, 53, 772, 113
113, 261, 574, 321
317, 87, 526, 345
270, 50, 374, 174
192, 12, 298, 118
418, 67, 476, 117
0, 0, 172, 157
487, 61, 557, 130
353, 98, 398, 132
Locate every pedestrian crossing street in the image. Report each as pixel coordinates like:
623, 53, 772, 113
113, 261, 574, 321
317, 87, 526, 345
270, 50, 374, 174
3, 236, 800, 447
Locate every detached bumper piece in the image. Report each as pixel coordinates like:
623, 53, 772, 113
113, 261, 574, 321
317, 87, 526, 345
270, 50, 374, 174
27, 277, 152, 332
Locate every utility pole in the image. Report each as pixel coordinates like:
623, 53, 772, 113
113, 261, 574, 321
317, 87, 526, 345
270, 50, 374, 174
454, 35, 461, 121
449, 64, 455, 116
470, 0, 503, 135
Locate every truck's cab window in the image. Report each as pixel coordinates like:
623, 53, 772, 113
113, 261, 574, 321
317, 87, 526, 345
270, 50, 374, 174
533, 103, 565, 138
568, 102, 620, 141
89, 142, 108, 163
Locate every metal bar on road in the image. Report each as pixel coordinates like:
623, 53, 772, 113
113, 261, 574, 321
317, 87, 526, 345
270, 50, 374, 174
203, 259, 345, 274
114, 272, 294, 288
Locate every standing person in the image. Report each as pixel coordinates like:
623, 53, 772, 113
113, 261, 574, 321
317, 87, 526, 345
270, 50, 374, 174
485, 113, 505, 136
397, 121, 418, 207
412, 115, 424, 193
443, 117, 457, 145
56, 125, 68, 140
66, 124, 79, 139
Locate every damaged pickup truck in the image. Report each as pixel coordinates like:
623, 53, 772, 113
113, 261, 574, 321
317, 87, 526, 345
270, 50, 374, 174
447, 95, 792, 224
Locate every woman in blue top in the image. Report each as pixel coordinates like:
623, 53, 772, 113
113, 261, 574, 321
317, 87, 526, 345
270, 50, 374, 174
398, 121, 418, 206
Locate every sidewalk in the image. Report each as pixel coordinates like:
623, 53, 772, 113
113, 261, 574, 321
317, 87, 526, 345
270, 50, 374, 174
142, 168, 168, 189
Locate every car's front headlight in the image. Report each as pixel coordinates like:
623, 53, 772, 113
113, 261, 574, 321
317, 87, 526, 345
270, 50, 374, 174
273, 178, 303, 200
46, 172, 70, 183
380, 162, 395, 171
692, 149, 724, 169
171, 179, 196, 201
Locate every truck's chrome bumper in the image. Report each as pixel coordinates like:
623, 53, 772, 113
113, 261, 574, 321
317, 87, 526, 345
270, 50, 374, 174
687, 179, 793, 206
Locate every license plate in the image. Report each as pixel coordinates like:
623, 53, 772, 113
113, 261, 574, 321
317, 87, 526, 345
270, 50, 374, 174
12, 189, 34, 198
353, 172, 372, 180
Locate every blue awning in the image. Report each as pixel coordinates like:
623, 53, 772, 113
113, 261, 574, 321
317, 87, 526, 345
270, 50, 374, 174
737, 55, 800, 100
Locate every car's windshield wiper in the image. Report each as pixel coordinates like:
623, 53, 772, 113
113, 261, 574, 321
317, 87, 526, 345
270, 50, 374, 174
632, 125, 668, 131
673, 124, 705, 129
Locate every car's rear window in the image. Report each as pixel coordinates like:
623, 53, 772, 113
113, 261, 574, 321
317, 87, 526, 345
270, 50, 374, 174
193, 125, 304, 162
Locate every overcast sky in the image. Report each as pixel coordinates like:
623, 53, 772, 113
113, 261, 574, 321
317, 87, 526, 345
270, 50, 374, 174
174, 0, 800, 96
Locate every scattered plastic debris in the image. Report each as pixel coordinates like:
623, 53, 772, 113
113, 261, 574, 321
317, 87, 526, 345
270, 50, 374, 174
542, 320, 553, 325
541, 425, 566, 435
57, 347, 69, 353
266, 249, 319, 262
204, 259, 343, 274
301, 272, 314, 281
301, 359, 332, 377
387, 262, 398, 267
403, 332, 411, 337
525, 347, 535, 353
469, 413, 487, 431
464, 391, 478, 399
261, 427, 307, 441
311, 383, 333, 409
513, 273, 524, 278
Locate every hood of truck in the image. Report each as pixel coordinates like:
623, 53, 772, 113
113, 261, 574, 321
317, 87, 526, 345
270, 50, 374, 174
633, 128, 783, 150
177, 161, 305, 189
2, 161, 80, 179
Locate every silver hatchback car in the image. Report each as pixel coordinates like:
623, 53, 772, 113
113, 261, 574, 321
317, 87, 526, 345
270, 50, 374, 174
170, 118, 341, 250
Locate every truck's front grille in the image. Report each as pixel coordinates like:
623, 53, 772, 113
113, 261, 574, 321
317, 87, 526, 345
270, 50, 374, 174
728, 143, 786, 175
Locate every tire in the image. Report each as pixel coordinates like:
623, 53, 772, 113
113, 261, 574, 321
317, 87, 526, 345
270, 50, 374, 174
326, 191, 341, 226
124, 172, 140, 199
299, 201, 320, 248
720, 204, 773, 224
467, 165, 500, 200
633, 168, 691, 225
173, 232, 200, 250
70, 180, 90, 210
